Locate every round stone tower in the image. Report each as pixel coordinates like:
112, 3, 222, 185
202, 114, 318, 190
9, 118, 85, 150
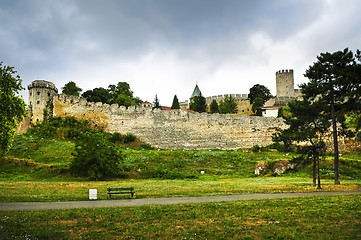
27, 80, 58, 123
276, 69, 294, 97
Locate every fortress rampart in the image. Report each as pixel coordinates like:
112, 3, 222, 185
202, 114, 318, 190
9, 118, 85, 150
52, 94, 287, 149
25, 69, 309, 150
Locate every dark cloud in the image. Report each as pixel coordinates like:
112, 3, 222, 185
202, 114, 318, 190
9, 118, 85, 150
0, 0, 360, 105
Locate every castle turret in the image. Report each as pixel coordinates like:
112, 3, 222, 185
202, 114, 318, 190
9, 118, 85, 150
276, 69, 294, 97
190, 84, 202, 99
28, 80, 58, 123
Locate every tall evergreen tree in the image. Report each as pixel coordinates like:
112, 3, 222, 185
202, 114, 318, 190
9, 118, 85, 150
190, 94, 206, 113
302, 48, 361, 184
210, 99, 219, 113
171, 95, 180, 109
273, 99, 330, 188
153, 94, 161, 109
219, 95, 237, 114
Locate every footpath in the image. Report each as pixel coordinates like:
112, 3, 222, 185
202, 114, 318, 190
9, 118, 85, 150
1, 191, 360, 211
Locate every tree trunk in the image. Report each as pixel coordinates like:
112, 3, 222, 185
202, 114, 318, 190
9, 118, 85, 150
313, 154, 317, 187
317, 154, 322, 189
331, 93, 341, 185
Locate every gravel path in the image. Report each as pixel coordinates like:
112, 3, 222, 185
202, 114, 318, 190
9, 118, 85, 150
1, 191, 359, 211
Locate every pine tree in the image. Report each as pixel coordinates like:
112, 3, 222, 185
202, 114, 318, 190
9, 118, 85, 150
219, 95, 237, 114
210, 99, 219, 113
171, 95, 180, 109
190, 95, 206, 113
302, 48, 361, 185
153, 94, 161, 109
273, 99, 330, 188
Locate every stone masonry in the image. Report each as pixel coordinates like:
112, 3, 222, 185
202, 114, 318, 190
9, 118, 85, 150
25, 69, 305, 150
52, 94, 287, 149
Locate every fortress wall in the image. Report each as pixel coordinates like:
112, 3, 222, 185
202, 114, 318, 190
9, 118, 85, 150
52, 94, 287, 149
205, 94, 252, 113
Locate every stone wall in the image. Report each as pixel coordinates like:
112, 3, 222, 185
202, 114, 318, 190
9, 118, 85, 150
53, 94, 288, 150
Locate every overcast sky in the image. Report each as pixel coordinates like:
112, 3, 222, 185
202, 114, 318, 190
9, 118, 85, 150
1, 0, 361, 105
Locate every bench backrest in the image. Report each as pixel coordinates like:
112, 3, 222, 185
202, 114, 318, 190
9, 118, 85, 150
107, 187, 134, 192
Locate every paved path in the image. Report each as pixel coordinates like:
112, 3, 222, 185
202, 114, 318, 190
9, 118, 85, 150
0, 191, 360, 211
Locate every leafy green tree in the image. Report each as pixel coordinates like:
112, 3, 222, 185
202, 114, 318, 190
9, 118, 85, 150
302, 48, 361, 185
81, 82, 142, 107
82, 87, 111, 104
70, 131, 123, 180
0, 62, 26, 157
171, 95, 180, 109
249, 84, 272, 116
249, 84, 272, 104
108, 82, 142, 107
273, 99, 330, 188
108, 82, 133, 100
251, 97, 264, 116
153, 94, 161, 109
219, 95, 237, 114
61, 81, 82, 96
210, 99, 219, 113
190, 94, 206, 113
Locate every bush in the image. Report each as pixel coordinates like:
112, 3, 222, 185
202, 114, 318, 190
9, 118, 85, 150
108, 132, 125, 143
124, 133, 136, 143
140, 143, 154, 150
69, 131, 124, 180
252, 145, 261, 152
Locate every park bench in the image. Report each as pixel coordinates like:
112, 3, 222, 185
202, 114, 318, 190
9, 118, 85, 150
107, 187, 135, 199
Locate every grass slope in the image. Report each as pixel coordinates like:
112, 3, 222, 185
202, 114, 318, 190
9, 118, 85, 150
3, 134, 361, 181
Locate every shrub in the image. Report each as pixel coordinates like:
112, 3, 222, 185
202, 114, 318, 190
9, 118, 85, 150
69, 131, 124, 180
124, 133, 136, 143
140, 143, 154, 150
108, 132, 125, 143
252, 145, 261, 152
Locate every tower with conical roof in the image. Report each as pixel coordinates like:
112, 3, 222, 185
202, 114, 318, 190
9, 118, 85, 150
190, 83, 202, 99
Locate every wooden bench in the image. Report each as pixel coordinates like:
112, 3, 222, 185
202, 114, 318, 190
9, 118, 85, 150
107, 187, 134, 199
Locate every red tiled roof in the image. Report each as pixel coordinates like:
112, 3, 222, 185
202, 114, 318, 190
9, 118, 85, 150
260, 106, 282, 109
160, 106, 196, 113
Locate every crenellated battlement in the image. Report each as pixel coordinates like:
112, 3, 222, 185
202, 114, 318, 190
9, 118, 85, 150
276, 69, 293, 75
205, 94, 249, 102
27, 80, 58, 93
54, 94, 196, 118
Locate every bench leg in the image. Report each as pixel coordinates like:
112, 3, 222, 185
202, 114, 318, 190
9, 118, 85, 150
131, 192, 134, 199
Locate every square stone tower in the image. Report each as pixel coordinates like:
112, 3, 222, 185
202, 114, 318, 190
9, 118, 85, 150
276, 69, 295, 97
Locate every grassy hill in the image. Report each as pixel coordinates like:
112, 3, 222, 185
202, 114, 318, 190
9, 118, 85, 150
1, 116, 360, 182
2, 131, 361, 182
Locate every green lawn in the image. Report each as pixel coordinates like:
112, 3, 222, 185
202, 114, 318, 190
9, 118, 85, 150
1, 134, 361, 239
0, 178, 360, 202
1, 193, 360, 239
